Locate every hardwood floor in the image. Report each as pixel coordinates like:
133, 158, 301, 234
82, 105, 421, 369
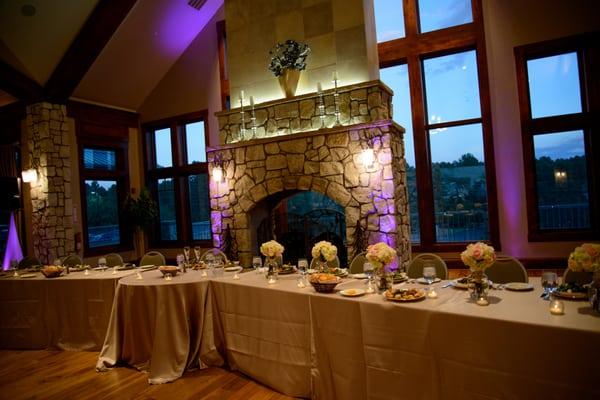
0, 351, 295, 400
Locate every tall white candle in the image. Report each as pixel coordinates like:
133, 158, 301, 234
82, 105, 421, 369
240, 90, 245, 100
317, 82, 322, 93
332, 71, 338, 81
250, 96, 254, 106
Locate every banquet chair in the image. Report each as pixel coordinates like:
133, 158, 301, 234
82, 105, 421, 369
200, 248, 228, 265
104, 253, 124, 267
310, 256, 340, 270
406, 253, 448, 279
485, 256, 528, 283
140, 251, 166, 266
349, 252, 367, 274
18, 256, 41, 269
562, 269, 593, 285
62, 254, 83, 267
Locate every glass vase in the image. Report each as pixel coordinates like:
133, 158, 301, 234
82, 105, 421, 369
265, 257, 279, 283
315, 257, 328, 273
375, 267, 393, 293
468, 270, 489, 304
589, 271, 600, 313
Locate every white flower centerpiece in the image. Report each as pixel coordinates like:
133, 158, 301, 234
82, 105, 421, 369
366, 242, 397, 292
567, 243, 600, 312
460, 242, 496, 305
260, 240, 284, 282
311, 241, 338, 272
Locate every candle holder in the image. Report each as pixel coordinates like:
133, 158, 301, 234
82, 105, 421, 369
250, 104, 257, 139
332, 74, 341, 126
318, 87, 325, 129
549, 299, 565, 315
239, 97, 246, 141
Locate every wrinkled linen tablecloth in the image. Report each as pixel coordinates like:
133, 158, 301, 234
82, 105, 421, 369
210, 274, 600, 400
96, 270, 223, 384
0, 269, 136, 351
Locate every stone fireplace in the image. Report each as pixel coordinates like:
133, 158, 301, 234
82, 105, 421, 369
208, 80, 411, 269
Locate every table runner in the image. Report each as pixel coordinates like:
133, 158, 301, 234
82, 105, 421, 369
0, 269, 136, 350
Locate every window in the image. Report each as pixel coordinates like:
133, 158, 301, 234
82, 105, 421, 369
515, 32, 599, 240
376, 0, 499, 251
79, 142, 129, 253
143, 111, 211, 245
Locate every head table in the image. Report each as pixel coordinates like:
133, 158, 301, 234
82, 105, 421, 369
0, 268, 137, 351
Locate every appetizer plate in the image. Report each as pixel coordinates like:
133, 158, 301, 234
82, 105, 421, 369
139, 265, 156, 270
384, 288, 426, 302
504, 282, 534, 291
20, 273, 37, 278
340, 288, 366, 297
552, 290, 588, 300
224, 266, 242, 272
350, 273, 368, 279
416, 277, 441, 284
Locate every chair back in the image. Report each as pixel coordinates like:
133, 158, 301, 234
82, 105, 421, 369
105, 253, 124, 267
310, 256, 340, 270
140, 251, 166, 266
485, 256, 528, 283
349, 252, 367, 274
18, 256, 41, 269
562, 269, 593, 285
200, 248, 228, 265
406, 253, 448, 279
62, 254, 83, 267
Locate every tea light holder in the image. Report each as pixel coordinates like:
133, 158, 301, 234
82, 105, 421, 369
84, 269, 90, 276
267, 275, 277, 284
476, 296, 489, 306
112, 267, 118, 275
135, 271, 143, 280
233, 272, 240, 280
201, 270, 208, 278
427, 288, 438, 299
549, 299, 565, 315
165, 274, 172, 281
297, 278, 306, 288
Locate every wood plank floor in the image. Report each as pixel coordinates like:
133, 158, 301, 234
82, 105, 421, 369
0, 351, 296, 400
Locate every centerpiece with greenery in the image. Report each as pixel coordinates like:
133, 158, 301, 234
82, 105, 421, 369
121, 187, 158, 254
567, 243, 600, 312
268, 39, 310, 98
460, 242, 496, 305
366, 242, 397, 292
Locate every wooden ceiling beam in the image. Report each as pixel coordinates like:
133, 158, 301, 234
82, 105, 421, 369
0, 60, 44, 103
44, 0, 138, 102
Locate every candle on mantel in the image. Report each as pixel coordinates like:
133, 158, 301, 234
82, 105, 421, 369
317, 82, 322, 93
250, 96, 254, 107
240, 90, 245, 101
332, 71, 338, 81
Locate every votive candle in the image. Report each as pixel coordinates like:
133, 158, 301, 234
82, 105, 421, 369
549, 299, 565, 315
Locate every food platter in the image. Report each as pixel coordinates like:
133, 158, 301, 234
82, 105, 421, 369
340, 288, 366, 297
552, 290, 588, 300
384, 288, 426, 302
504, 282, 534, 291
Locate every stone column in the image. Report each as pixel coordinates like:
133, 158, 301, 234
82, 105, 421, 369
25, 102, 74, 264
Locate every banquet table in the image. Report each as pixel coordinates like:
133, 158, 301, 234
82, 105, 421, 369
96, 269, 223, 384
209, 273, 600, 400
0, 268, 137, 351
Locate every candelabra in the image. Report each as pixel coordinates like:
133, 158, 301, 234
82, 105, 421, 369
250, 96, 257, 139
332, 71, 341, 126
317, 83, 325, 129
239, 96, 246, 142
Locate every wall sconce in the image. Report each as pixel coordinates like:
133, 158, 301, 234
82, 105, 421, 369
211, 152, 228, 183
21, 168, 38, 183
360, 148, 375, 168
212, 165, 224, 182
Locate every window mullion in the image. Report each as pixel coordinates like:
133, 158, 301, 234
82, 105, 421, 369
407, 54, 435, 246
403, 0, 419, 37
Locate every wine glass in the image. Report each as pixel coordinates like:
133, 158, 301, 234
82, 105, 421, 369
176, 254, 185, 272
183, 247, 190, 263
364, 262, 375, 293
423, 265, 437, 293
298, 258, 308, 286
541, 271, 558, 299
252, 256, 262, 274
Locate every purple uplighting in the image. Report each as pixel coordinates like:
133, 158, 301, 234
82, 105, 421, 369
2, 212, 23, 270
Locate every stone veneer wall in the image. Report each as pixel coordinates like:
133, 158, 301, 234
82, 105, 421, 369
207, 120, 411, 269
25, 102, 74, 263
216, 80, 392, 144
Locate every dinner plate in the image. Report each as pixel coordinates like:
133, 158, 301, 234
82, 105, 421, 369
504, 282, 534, 291
416, 277, 441, 284
224, 266, 242, 272
552, 290, 588, 300
93, 266, 108, 271
278, 269, 296, 275
116, 264, 134, 271
384, 290, 426, 302
20, 273, 37, 278
139, 265, 156, 270
340, 288, 365, 297
392, 274, 408, 283
350, 273, 368, 279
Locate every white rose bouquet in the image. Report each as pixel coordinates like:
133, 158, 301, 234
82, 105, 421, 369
260, 240, 284, 258
568, 243, 600, 272
311, 241, 338, 262
460, 242, 496, 271
366, 242, 397, 270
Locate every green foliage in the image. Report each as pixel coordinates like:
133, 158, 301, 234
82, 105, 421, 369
268, 40, 310, 77
85, 181, 119, 227
122, 187, 158, 232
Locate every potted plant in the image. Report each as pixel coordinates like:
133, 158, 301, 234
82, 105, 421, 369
121, 187, 158, 256
268, 40, 310, 98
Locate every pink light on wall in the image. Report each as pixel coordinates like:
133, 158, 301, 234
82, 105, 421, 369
2, 212, 23, 270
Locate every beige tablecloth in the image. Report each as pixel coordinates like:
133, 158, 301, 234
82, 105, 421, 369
96, 270, 223, 384
0, 269, 136, 350
210, 274, 600, 399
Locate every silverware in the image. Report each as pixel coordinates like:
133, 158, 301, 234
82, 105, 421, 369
441, 282, 453, 288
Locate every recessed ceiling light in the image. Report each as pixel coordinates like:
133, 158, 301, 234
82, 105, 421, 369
21, 4, 36, 17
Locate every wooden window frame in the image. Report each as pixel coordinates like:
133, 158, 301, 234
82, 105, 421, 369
217, 20, 230, 110
514, 31, 600, 242
142, 110, 211, 248
378, 0, 500, 252
78, 137, 131, 256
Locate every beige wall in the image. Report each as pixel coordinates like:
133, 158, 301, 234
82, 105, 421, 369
139, 6, 224, 148
225, 0, 379, 107
483, 0, 599, 259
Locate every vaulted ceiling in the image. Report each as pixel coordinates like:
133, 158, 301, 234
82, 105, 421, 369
0, 0, 223, 110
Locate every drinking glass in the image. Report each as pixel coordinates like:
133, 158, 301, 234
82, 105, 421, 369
252, 256, 262, 273
298, 258, 308, 286
423, 266, 437, 293
364, 262, 375, 293
541, 271, 558, 299
183, 247, 190, 263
